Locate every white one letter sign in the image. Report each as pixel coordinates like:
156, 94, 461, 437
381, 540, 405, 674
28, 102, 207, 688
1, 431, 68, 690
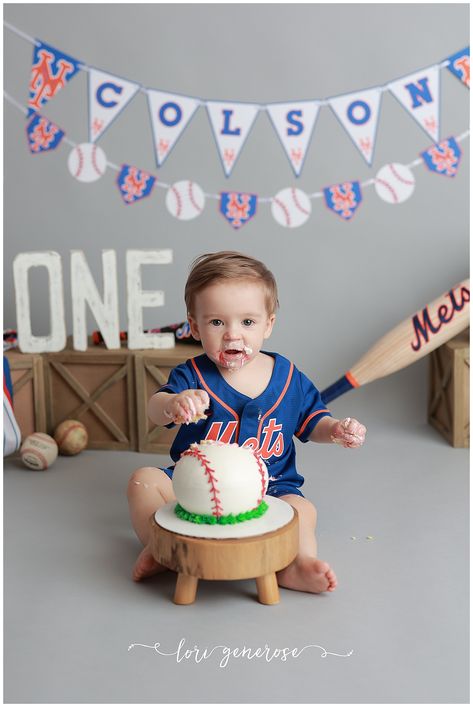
71, 250, 120, 351
13, 251, 67, 353
126, 249, 175, 350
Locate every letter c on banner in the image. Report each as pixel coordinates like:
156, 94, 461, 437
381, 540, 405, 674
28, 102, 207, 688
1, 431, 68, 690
159, 102, 182, 127
286, 110, 304, 136
96, 82, 123, 109
347, 100, 371, 125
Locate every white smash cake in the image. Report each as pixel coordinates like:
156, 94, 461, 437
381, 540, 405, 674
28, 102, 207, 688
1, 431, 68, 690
173, 440, 269, 525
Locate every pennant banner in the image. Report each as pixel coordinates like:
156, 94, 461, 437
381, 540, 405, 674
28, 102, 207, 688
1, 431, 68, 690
266, 101, 320, 176
220, 192, 258, 228
324, 181, 362, 220
389, 66, 440, 142
421, 137, 462, 177
147, 90, 200, 167
89, 68, 140, 142
28, 41, 81, 116
207, 101, 259, 177
329, 88, 382, 166
446, 47, 470, 88
117, 165, 156, 203
26, 113, 65, 153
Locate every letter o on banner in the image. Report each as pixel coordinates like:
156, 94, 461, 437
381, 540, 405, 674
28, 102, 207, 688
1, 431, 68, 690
159, 102, 182, 127
13, 251, 66, 353
347, 100, 371, 125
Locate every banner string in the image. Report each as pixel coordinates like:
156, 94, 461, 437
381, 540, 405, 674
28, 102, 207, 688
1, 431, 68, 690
2, 20, 454, 111
4, 90, 469, 206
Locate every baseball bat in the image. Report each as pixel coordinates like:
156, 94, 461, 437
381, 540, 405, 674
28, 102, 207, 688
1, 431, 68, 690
322, 279, 470, 403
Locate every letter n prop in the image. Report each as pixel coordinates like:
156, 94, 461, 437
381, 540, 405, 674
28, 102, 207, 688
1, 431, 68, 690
71, 250, 120, 351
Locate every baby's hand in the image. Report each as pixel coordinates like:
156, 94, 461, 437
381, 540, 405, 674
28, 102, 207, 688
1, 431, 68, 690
331, 418, 366, 448
164, 389, 210, 425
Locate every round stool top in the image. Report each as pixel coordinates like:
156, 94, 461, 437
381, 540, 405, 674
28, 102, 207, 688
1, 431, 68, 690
155, 495, 294, 539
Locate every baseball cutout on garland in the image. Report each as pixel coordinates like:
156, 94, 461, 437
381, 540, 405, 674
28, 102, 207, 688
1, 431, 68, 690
54, 420, 88, 455
20, 433, 58, 470
68, 143, 107, 182
271, 188, 311, 227
166, 180, 205, 220
374, 163, 415, 204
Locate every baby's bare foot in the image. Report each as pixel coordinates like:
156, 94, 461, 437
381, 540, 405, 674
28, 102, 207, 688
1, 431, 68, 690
132, 546, 168, 582
276, 556, 337, 594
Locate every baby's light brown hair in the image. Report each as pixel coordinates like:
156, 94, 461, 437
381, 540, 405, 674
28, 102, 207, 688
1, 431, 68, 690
185, 251, 279, 317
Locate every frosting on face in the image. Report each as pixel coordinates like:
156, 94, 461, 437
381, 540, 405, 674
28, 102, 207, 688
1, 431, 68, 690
216, 344, 253, 371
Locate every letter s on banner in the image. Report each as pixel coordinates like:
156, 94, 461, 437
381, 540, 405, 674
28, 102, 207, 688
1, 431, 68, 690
13, 251, 66, 353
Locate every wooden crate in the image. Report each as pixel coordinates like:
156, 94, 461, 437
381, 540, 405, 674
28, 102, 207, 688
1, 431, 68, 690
44, 342, 137, 451
428, 328, 470, 447
135, 344, 203, 453
4, 350, 47, 439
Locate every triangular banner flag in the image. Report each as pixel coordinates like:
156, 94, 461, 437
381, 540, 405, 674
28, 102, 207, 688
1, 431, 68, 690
329, 88, 382, 166
324, 181, 362, 220
207, 101, 259, 177
446, 47, 470, 88
117, 165, 156, 204
389, 66, 440, 142
147, 90, 200, 167
89, 68, 141, 142
421, 137, 462, 177
26, 113, 65, 153
220, 192, 258, 228
28, 41, 81, 116
266, 101, 320, 176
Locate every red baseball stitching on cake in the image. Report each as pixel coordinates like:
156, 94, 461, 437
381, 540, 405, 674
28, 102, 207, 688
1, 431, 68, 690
182, 446, 223, 517
375, 178, 398, 203
273, 197, 291, 226
291, 188, 310, 215
188, 182, 202, 213
75, 147, 84, 178
91, 145, 103, 176
252, 450, 267, 504
389, 163, 414, 185
171, 186, 182, 218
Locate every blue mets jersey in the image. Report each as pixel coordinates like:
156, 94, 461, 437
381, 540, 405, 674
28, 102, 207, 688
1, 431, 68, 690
157, 352, 332, 495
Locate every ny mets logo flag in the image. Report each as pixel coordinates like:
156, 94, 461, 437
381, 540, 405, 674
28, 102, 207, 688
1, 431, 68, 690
117, 165, 157, 204
26, 113, 65, 153
421, 137, 462, 177
446, 47, 470, 88
220, 192, 258, 228
324, 181, 362, 220
28, 41, 81, 117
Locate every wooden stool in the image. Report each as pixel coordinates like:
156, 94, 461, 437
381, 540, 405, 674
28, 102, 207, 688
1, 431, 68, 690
148, 510, 299, 605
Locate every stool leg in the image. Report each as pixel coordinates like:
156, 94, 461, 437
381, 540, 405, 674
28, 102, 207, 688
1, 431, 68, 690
256, 573, 280, 605
174, 574, 198, 605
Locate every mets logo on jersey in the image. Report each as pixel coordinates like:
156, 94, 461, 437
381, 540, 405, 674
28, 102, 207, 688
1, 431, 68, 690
324, 181, 362, 220
421, 137, 462, 178
28, 42, 80, 116
26, 114, 65, 154
117, 165, 157, 204
204, 418, 284, 461
220, 192, 258, 229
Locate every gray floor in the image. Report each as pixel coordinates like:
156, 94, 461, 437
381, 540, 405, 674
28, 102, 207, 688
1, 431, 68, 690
3, 370, 469, 704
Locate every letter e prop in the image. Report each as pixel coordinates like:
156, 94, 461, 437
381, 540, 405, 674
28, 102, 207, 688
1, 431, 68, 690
71, 250, 120, 351
126, 250, 175, 350
13, 251, 66, 353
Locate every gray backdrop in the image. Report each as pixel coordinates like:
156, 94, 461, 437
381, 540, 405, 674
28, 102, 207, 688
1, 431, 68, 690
3, 3, 469, 396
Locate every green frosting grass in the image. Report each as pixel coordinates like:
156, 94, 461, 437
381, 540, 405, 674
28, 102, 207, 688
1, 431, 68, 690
175, 500, 269, 525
